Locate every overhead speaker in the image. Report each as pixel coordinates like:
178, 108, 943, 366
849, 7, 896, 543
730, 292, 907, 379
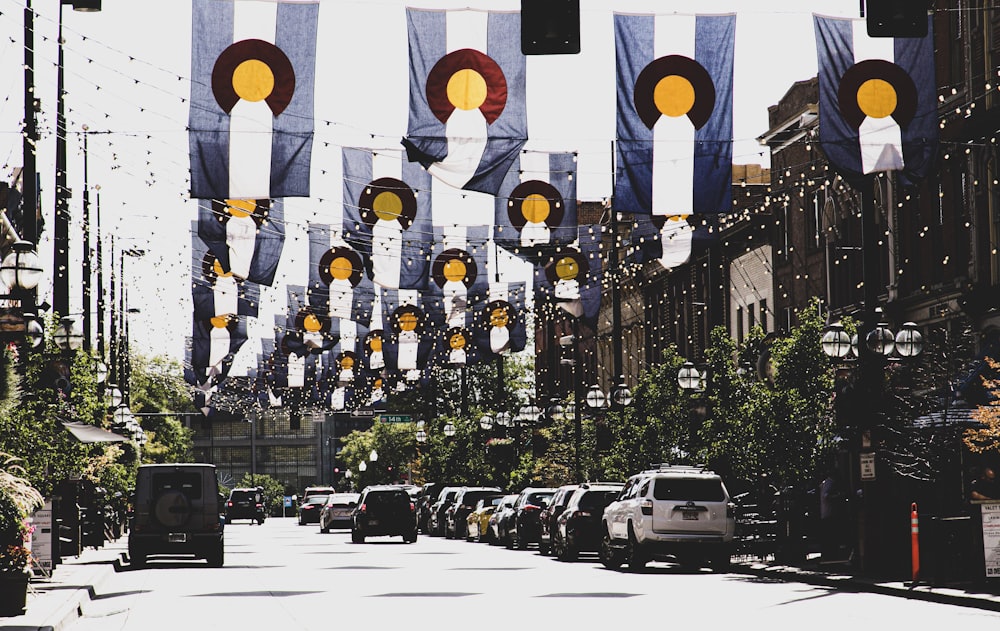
521, 0, 580, 55
865, 0, 928, 38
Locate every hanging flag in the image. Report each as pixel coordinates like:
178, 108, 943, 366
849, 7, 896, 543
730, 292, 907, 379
534, 225, 605, 323
191, 221, 259, 319
614, 13, 734, 216
426, 225, 491, 331
324, 319, 365, 411
435, 326, 481, 367
283, 284, 338, 356
189, 0, 318, 199
308, 223, 376, 326
494, 151, 578, 263
814, 15, 937, 184
343, 148, 433, 290
626, 213, 696, 270
474, 281, 527, 355
185, 314, 248, 388
198, 198, 285, 285
380, 288, 440, 373
401, 8, 527, 195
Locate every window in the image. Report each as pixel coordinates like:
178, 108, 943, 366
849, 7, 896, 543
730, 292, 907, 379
152, 472, 203, 500
748, 302, 756, 330
736, 306, 744, 343
653, 478, 725, 502
760, 299, 768, 332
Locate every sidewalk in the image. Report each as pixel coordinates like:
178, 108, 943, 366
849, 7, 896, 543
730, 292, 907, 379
0, 538, 127, 631
733, 555, 1000, 612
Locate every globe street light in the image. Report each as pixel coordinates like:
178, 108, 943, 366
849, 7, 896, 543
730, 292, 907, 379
53, 316, 84, 352
585, 384, 607, 410
415, 429, 427, 443
443, 422, 456, 437
479, 414, 494, 430
358, 461, 367, 472
611, 377, 633, 407
677, 361, 702, 391
0, 240, 42, 291
369, 449, 378, 462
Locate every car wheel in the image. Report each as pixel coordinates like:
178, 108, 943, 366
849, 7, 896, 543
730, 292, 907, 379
625, 529, 647, 571
538, 538, 551, 556
257, 518, 265, 525
320, 522, 329, 534
445, 524, 454, 539
504, 529, 514, 549
710, 550, 732, 572
351, 529, 365, 544
556, 533, 577, 562
404, 529, 417, 543
129, 545, 146, 569
516, 529, 528, 550
206, 542, 224, 568
599, 530, 623, 570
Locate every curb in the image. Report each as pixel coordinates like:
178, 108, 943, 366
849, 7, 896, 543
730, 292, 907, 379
735, 562, 1000, 612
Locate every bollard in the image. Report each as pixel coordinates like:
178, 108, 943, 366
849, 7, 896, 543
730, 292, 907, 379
910, 502, 920, 584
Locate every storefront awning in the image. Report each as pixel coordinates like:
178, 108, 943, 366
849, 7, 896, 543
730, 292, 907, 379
61, 421, 128, 444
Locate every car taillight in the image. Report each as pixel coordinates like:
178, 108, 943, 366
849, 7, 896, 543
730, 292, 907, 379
227, 501, 233, 507
359, 504, 367, 513
410, 502, 415, 512
640, 499, 653, 515
255, 503, 263, 509
727, 502, 735, 518
523, 505, 540, 512
575, 511, 591, 518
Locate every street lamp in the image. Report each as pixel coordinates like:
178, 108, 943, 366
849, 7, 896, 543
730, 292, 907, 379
0, 240, 43, 291
585, 384, 607, 410
677, 361, 703, 391
611, 377, 633, 407
369, 449, 378, 462
53, 316, 84, 352
443, 422, 456, 437
479, 414, 494, 430
107, 384, 123, 408
415, 429, 427, 443
358, 461, 367, 472
821, 322, 852, 359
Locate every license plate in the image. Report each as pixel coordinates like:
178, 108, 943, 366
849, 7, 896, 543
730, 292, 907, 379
367, 519, 379, 526
682, 511, 699, 521
168, 533, 188, 543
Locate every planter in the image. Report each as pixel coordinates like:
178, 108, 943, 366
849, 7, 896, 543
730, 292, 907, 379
0, 569, 30, 617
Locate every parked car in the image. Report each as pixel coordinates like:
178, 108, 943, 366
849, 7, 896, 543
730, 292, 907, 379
319, 492, 360, 532
466, 495, 505, 542
488, 494, 518, 546
552, 482, 625, 561
600, 465, 736, 571
427, 486, 461, 536
506, 487, 557, 550
445, 487, 504, 539
298, 494, 329, 525
538, 484, 579, 555
225, 487, 266, 525
350, 485, 418, 543
416, 482, 448, 534
302, 486, 336, 503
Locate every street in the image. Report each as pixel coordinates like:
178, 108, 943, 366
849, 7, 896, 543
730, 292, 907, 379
64, 518, 1000, 631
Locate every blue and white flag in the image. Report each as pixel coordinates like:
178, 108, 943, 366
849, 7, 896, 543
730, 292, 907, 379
380, 289, 440, 373
402, 8, 527, 195
474, 281, 527, 355
494, 151, 578, 263
614, 13, 734, 216
534, 225, 604, 324
434, 326, 481, 367
198, 198, 285, 285
307, 223, 375, 326
283, 284, 337, 357
343, 148, 433, 290
191, 221, 260, 319
814, 15, 937, 184
185, 314, 248, 388
189, 0, 318, 199
425, 225, 491, 331
625, 213, 696, 270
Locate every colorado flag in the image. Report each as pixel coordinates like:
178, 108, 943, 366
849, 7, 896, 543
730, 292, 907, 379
614, 13, 734, 217
402, 8, 527, 195
189, 0, 318, 199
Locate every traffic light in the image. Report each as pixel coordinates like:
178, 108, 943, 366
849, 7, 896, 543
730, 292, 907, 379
865, 0, 928, 38
521, 0, 580, 55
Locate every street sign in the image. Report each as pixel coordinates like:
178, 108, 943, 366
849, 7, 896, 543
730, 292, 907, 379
860, 452, 876, 480
379, 414, 412, 423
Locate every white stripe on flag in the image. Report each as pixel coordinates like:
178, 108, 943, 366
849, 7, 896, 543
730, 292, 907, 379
851, 20, 903, 173
209, 325, 230, 370
228, 2, 278, 198
288, 355, 305, 388
225, 213, 256, 279
659, 218, 694, 269
213, 276, 239, 316
371, 152, 404, 289
429, 10, 489, 189
652, 15, 696, 216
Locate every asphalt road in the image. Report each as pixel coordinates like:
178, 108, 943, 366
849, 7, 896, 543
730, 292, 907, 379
66, 518, 1000, 631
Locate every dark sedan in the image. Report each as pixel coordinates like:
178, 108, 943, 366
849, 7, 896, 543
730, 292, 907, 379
553, 483, 624, 561
297, 495, 328, 525
506, 487, 556, 550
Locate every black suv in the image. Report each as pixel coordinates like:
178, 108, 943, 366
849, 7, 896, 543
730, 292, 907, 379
225, 487, 266, 525
351, 486, 418, 543
552, 482, 624, 561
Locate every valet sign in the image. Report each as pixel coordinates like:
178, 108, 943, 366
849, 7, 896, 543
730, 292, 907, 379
982, 502, 1000, 578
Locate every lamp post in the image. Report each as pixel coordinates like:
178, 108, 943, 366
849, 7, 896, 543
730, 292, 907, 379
0, 239, 43, 349
53, 316, 83, 353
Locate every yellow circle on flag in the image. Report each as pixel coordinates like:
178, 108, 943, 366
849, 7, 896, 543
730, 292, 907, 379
372, 192, 403, 222
329, 256, 353, 281
442, 259, 467, 283
211, 259, 232, 278
449, 332, 466, 350
340, 355, 355, 369
398, 312, 418, 332
554, 256, 579, 281
226, 199, 257, 218
369, 335, 383, 352
490, 307, 509, 328
210, 315, 229, 329
856, 78, 897, 119
447, 69, 488, 111
522, 194, 551, 223
654, 75, 696, 118
232, 59, 275, 103
303, 313, 323, 333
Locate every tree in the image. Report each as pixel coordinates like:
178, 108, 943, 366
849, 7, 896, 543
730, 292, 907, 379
127, 353, 195, 464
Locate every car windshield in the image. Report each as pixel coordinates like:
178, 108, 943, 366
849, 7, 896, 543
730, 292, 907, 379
229, 490, 257, 502
653, 478, 725, 502
526, 492, 554, 505
488, 496, 503, 506
464, 491, 500, 506
366, 491, 409, 504
578, 490, 620, 511
328, 494, 358, 506
151, 472, 203, 499
304, 496, 328, 506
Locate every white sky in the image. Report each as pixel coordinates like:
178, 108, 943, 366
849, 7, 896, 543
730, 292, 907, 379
0, 0, 858, 370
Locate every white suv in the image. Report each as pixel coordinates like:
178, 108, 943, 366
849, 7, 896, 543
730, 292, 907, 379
599, 465, 735, 572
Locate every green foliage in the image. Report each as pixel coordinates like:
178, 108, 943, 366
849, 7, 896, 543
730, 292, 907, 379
127, 354, 195, 465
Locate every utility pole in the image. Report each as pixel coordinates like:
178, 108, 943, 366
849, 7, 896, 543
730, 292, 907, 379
21, 0, 37, 246
53, 1, 69, 317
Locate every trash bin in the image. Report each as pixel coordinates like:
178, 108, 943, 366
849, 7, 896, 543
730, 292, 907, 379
775, 487, 807, 564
